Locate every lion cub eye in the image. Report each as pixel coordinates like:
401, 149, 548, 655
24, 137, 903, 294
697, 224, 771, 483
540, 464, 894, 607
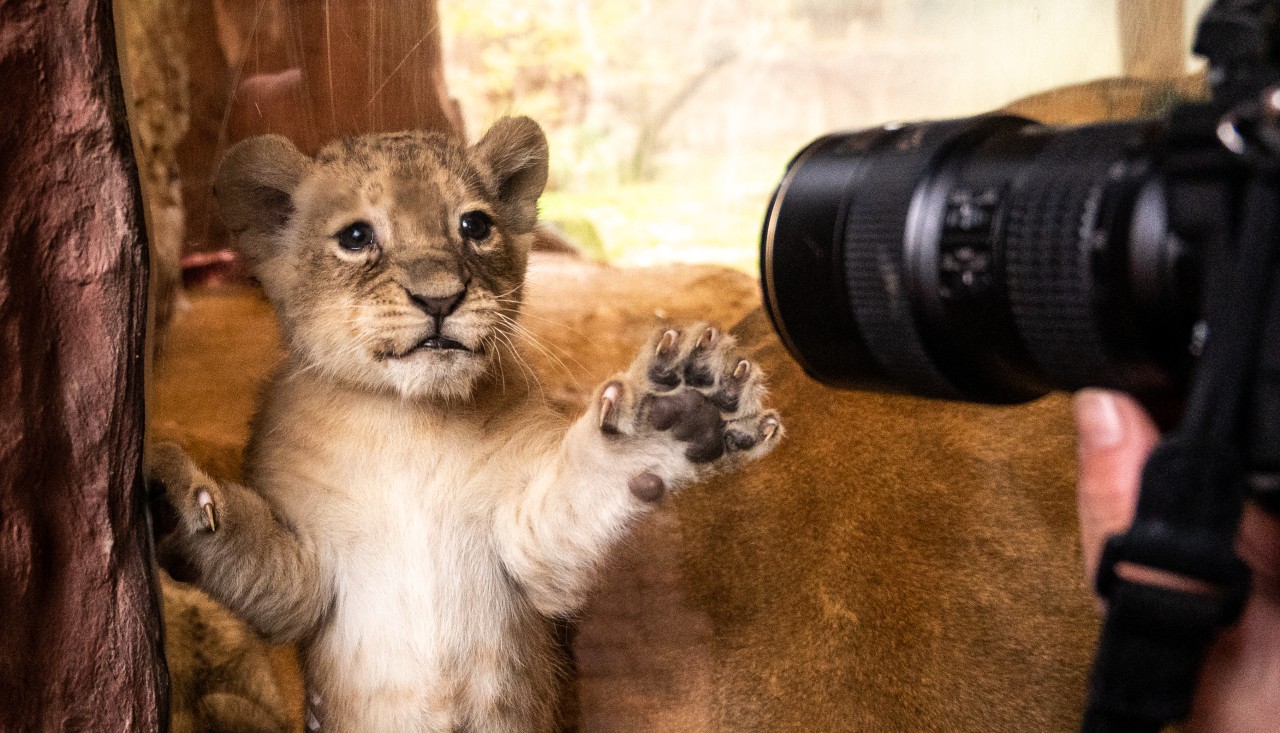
335, 221, 376, 252
459, 211, 493, 242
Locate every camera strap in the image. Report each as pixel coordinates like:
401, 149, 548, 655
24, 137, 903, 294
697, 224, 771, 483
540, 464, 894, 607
1083, 439, 1250, 733
1081, 174, 1279, 732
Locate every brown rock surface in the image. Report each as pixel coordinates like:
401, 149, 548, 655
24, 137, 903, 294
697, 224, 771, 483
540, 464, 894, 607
1003, 73, 1206, 127
0, 0, 164, 729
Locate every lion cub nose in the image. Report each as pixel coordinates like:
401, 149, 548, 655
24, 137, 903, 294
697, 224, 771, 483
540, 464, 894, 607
408, 288, 466, 318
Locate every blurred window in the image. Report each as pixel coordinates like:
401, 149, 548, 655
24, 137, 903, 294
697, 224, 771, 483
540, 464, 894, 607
192, 0, 1213, 271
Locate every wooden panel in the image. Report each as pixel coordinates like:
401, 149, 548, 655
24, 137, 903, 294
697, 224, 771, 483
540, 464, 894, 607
1119, 0, 1185, 80
0, 0, 165, 729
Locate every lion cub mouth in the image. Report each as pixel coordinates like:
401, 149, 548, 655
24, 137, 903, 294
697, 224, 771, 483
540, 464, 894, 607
390, 334, 477, 358
416, 336, 470, 352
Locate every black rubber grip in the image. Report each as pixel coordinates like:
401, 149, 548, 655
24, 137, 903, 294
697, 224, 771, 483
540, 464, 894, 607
843, 122, 972, 399
1004, 126, 1137, 390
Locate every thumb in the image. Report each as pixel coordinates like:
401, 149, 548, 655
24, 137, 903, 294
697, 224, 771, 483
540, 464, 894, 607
1073, 388, 1160, 589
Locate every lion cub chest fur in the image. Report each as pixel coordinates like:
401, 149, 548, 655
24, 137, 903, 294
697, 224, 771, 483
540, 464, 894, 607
205, 118, 571, 730
253, 374, 562, 729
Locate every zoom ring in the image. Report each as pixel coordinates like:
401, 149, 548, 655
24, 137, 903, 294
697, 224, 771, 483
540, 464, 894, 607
844, 124, 967, 399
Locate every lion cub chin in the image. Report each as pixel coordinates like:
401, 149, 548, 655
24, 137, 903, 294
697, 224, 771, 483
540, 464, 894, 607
148, 117, 782, 732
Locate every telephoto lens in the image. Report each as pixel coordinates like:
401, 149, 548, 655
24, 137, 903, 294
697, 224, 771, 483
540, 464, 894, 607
761, 114, 1201, 405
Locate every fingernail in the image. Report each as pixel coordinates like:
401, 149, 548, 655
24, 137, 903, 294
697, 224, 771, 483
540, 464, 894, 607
1074, 389, 1124, 449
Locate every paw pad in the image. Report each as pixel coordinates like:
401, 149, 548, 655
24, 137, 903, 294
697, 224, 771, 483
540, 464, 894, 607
597, 323, 783, 478
647, 390, 726, 463
628, 472, 667, 503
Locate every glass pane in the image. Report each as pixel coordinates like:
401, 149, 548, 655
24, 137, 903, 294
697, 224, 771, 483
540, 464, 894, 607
116, 3, 1223, 732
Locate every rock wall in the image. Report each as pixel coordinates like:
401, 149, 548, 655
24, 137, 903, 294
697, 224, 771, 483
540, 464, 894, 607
0, 0, 165, 730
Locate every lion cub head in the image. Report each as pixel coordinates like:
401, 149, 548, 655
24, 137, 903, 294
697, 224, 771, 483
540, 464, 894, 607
214, 118, 549, 401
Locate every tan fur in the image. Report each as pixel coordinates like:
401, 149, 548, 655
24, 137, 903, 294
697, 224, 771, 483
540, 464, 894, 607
150, 262, 1096, 733
161, 577, 292, 733
147, 118, 780, 733
672, 311, 1098, 732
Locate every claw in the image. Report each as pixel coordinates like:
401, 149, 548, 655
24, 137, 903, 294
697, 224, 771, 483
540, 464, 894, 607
599, 383, 621, 433
197, 488, 218, 533
733, 359, 750, 380
696, 327, 718, 350
762, 417, 780, 442
655, 330, 678, 357
599, 396, 614, 429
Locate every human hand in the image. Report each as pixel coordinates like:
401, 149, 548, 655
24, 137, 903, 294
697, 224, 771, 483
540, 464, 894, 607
1073, 389, 1280, 732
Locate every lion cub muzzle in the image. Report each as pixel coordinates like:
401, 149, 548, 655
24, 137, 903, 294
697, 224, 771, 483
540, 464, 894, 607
405, 283, 472, 353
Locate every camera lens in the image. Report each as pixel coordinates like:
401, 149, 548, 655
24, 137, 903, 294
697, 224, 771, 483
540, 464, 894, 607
761, 115, 1198, 404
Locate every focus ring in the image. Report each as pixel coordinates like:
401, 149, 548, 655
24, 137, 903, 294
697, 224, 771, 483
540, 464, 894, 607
1004, 126, 1135, 390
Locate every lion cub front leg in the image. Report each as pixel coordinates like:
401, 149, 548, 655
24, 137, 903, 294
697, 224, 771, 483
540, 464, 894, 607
146, 443, 326, 643
499, 323, 782, 616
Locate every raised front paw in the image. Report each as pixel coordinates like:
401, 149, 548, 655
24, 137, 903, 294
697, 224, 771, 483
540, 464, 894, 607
594, 323, 782, 500
145, 442, 223, 580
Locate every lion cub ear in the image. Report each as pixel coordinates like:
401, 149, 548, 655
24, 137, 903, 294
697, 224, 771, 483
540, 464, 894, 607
213, 134, 310, 268
470, 117, 549, 233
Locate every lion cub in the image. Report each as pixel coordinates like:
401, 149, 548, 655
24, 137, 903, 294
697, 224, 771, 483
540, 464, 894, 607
147, 117, 781, 732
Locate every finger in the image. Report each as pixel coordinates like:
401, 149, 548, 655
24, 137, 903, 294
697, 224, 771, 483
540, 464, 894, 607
1186, 507, 1280, 733
1238, 506, 1280, 599
1073, 388, 1160, 590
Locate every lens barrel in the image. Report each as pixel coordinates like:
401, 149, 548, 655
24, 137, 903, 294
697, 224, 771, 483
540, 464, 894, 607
762, 115, 1198, 404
